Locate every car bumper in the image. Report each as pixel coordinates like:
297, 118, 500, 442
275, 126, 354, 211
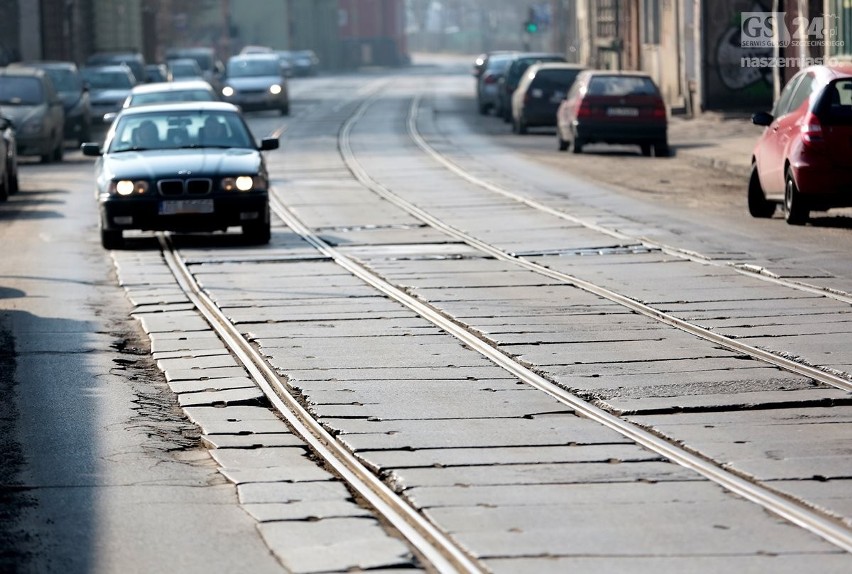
99, 194, 269, 232
575, 121, 667, 144
792, 162, 852, 208
222, 93, 286, 111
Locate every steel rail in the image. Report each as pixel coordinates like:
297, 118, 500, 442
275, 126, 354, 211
157, 235, 485, 574
351, 93, 852, 393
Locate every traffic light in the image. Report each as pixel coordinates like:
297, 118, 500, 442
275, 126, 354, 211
524, 6, 539, 34
525, 20, 539, 34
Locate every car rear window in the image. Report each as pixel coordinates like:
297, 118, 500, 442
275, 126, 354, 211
532, 69, 582, 90
587, 76, 659, 96
816, 79, 852, 123
0, 76, 45, 105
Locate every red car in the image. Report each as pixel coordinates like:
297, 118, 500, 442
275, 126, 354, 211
750, 64, 852, 224
556, 70, 668, 156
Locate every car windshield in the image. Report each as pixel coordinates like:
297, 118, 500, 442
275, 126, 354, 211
0, 76, 44, 105
587, 76, 658, 96
129, 89, 215, 107
109, 110, 254, 152
83, 70, 133, 90
227, 59, 279, 77
44, 68, 82, 92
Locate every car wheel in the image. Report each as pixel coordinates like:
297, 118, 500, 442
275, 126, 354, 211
101, 228, 123, 249
572, 131, 584, 154
557, 132, 569, 152
747, 164, 775, 218
7, 164, 17, 194
0, 169, 8, 202
640, 143, 652, 157
243, 221, 271, 245
517, 116, 527, 135
654, 142, 670, 157
784, 169, 809, 225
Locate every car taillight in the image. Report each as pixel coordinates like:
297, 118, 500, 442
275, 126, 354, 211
653, 100, 667, 119
484, 74, 497, 85
801, 112, 823, 144
577, 100, 592, 118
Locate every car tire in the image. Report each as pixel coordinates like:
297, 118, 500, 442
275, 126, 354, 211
557, 133, 569, 152
0, 169, 8, 202
78, 122, 92, 146
748, 164, 776, 218
281, 104, 289, 116
7, 165, 17, 194
517, 116, 527, 135
101, 228, 123, 249
640, 143, 652, 157
478, 101, 488, 115
654, 142, 670, 157
53, 139, 64, 162
784, 169, 809, 225
572, 132, 584, 154
243, 221, 271, 245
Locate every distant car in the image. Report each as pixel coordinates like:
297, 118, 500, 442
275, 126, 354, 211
164, 47, 223, 87
81, 65, 137, 123
121, 80, 219, 111
511, 62, 585, 134
476, 52, 516, 115
10, 61, 92, 144
750, 64, 852, 224
85, 51, 146, 85
556, 70, 668, 156
274, 51, 295, 77
0, 114, 18, 199
81, 101, 279, 249
240, 45, 273, 55
498, 52, 566, 121
0, 66, 65, 162
290, 50, 319, 76
167, 58, 205, 81
145, 64, 171, 83
221, 54, 289, 115
472, 50, 514, 80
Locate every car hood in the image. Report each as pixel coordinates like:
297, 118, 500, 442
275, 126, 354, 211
102, 148, 263, 180
0, 105, 46, 125
90, 89, 131, 104
225, 76, 282, 90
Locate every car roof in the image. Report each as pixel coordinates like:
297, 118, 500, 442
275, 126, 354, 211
0, 66, 47, 78
527, 62, 586, 72
581, 70, 655, 79
10, 60, 78, 70
82, 64, 133, 73
229, 53, 279, 61
129, 80, 214, 94
117, 101, 241, 116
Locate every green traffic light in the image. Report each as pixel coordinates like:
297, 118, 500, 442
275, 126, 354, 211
525, 21, 538, 33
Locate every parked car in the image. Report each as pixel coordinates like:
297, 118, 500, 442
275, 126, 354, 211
274, 51, 295, 77
120, 80, 219, 111
81, 101, 279, 248
556, 70, 668, 156
497, 52, 566, 121
221, 54, 289, 115
167, 58, 205, 81
81, 65, 137, 124
0, 66, 65, 162
10, 61, 92, 144
749, 64, 852, 224
85, 51, 146, 84
0, 114, 18, 199
511, 62, 585, 134
476, 52, 516, 115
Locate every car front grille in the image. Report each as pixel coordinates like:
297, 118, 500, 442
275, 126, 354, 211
157, 178, 213, 196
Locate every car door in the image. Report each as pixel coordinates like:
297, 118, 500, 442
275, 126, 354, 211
756, 72, 807, 196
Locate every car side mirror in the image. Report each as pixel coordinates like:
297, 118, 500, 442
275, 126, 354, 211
752, 111, 774, 126
103, 112, 117, 123
259, 137, 279, 151
81, 142, 102, 156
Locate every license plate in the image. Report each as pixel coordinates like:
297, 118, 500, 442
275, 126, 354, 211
159, 199, 214, 215
607, 107, 639, 117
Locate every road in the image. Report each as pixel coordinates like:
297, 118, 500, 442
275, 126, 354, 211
1, 56, 851, 573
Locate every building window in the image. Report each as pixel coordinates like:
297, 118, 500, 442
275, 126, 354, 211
644, 0, 660, 44
597, 0, 618, 38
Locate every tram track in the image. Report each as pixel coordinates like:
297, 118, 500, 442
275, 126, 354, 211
150, 75, 852, 567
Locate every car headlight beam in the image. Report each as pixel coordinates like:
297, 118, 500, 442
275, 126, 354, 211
112, 180, 149, 196
269, 84, 282, 95
222, 86, 234, 97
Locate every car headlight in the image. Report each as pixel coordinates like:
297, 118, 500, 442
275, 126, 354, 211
269, 84, 282, 95
221, 175, 263, 192
222, 86, 234, 97
110, 180, 149, 196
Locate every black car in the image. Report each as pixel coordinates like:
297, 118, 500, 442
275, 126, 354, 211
497, 52, 566, 121
81, 101, 279, 249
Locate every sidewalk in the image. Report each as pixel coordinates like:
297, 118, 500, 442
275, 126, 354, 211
668, 112, 760, 178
